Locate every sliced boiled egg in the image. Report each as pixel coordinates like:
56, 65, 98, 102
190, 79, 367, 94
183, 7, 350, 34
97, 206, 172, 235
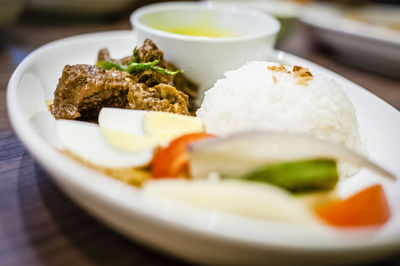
58, 108, 206, 169
99, 108, 146, 136
98, 108, 205, 151
101, 130, 158, 153
98, 108, 156, 152
57, 119, 153, 168
143, 111, 205, 141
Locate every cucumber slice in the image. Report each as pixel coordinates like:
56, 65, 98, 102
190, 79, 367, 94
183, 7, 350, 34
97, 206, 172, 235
238, 159, 338, 193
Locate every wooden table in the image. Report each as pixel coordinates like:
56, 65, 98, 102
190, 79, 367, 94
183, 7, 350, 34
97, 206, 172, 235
1, 10, 399, 266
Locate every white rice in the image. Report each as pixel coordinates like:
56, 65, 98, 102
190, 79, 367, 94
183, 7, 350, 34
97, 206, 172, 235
197, 61, 364, 155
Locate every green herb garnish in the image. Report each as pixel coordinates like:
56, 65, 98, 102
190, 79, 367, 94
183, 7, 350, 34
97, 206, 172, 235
131, 46, 139, 64
95, 61, 124, 71
95, 60, 160, 73
152, 66, 183, 75
95, 47, 182, 76
237, 159, 339, 193
126, 60, 160, 73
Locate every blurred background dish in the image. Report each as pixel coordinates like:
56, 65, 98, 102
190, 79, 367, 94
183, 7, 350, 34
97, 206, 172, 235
28, 0, 140, 17
0, 0, 26, 28
207, 0, 303, 44
209, 0, 400, 78
300, 3, 400, 78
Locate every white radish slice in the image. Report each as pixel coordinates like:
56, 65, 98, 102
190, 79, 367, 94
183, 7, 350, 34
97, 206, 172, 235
57, 120, 153, 168
189, 132, 396, 180
144, 179, 321, 224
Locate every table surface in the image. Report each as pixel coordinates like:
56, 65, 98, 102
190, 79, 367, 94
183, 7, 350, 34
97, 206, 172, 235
1, 8, 400, 266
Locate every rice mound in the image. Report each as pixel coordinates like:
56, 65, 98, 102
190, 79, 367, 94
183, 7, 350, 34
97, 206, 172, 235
197, 61, 364, 154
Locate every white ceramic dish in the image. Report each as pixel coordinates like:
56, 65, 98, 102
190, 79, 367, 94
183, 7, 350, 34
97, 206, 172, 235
7, 30, 400, 265
131, 1, 280, 97
300, 3, 400, 78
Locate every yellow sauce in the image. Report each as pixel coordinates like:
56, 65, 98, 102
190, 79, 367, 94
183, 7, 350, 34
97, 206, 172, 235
158, 26, 237, 37
144, 12, 238, 38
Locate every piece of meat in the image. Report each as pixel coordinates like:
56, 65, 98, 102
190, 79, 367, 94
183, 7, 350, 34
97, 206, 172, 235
98, 39, 164, 66
97, 39, 199, 112
51, 64, 131, 121
162, 60, 198, 113
136, 39, 164, 63
97, 48, 113, 62
51, 64, 189, 121
97, 48, 131, 65
127, 83, 189, 115
134, 69, 174, 87
136, 40, 199, 112
173, 72, 199, 114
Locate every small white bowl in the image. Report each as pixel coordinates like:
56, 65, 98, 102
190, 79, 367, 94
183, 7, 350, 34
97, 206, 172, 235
130, 1, 280, 96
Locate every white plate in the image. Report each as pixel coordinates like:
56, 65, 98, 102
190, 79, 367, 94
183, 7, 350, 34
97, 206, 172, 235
300, 3, 400, 78
7, 30, 400, 265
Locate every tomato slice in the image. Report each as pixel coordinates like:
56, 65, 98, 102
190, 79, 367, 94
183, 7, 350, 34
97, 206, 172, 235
152, 133, 215, 178
315, 184, 391, 227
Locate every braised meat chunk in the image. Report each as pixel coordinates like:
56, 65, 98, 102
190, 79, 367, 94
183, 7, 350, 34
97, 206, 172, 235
50, 39, 197, 122
127, 83, 189, 115
97, 39, 199, 112
51, 39, 198, 121
135, 39, 164, 63
51, 64, 189, 121
97, 48, 132, 66
51, 64, 131, 121
135, 39, 199, 112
